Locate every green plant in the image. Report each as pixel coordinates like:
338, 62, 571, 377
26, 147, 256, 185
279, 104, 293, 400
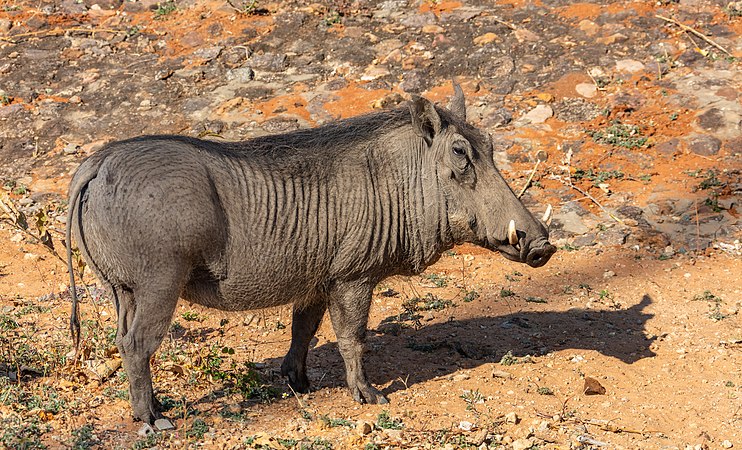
695, 170, 724, 190
500, 288, 515, 298
71, 424, 97, 449
499, 350, 532, 366
560, 243, 578, 251
154, 1, 177, 17
301, 438, 333, 450
186, 418, 209, 439
376, 410, 403, 430
460, 389, 485, 410
424, 273, 449, 287
181, 311, 203, 322
526, 296, 547, 303
598, 289, 612, 300
403, 293, 454, 312
194, 344, 278, 402
463, 290, 479, 303
323, 10, 342, 26
0, 93, 11, 106
588, 122, 647, 148
1, 416, 48, 449
364, 444, 381, 450
320, 415, 354, 428
277, 437, 298, 448
132, 432, 162, 450
725, 381, 735, 388
693, 290, 721, 302
228, 0, 259, 14
537, 386, 554, 395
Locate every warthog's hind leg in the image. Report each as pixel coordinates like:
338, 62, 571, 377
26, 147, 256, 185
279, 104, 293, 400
115, 281, 180, 425
281, 300, 327, 393
328, 279, 388, 405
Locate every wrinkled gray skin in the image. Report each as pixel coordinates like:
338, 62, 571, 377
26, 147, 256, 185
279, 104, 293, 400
66, 87, 556, 425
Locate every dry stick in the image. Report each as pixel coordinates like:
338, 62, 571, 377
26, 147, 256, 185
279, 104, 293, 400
517, 159, 541, 199
656, 14, 732, 56
492, 16, 517, 30
0, 27, 125, 43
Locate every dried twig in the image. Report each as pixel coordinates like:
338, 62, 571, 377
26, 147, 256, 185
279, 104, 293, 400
0, 27, 125, 43
656, 14, 732, 57
517, 159, 541, 199
559, 150, 623, 224
492, 16, 517, 30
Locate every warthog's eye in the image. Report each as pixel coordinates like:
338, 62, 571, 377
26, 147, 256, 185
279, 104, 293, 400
452, 144, 467, 157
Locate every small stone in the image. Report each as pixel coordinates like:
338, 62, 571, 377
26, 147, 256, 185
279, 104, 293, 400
139, 99, 152, 108
459, 421, 475, 431
473, 33, 498, 45
578, 19, 599, 36
514, 28, 540, 42
63, 143, 79, 155
0, 19, 11, 33
696, 108, 725, 131
422, 24, 444, 33
575, 83, 597, 98
492, 369, 512, 379
154, 418, 175, 431
505, 412, 519, 424
24, 253, 40, 261
722, 440, 733, 449
512, 438, 534, 450
357, 420, 373, 436
249, 53, 288, 72
603, 270, 616, 279
452, 373, 471, 382
615, 59, 645, 73
520, 104, 553, 124
69, 95, 82, 104
583, 376, 606, 395
138, 423, 155, 437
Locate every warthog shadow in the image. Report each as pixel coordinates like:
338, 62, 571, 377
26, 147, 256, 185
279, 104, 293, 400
269, 294, 656, 397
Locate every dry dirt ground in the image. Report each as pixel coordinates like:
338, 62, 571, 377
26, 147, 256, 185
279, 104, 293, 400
1, 0, 741, 449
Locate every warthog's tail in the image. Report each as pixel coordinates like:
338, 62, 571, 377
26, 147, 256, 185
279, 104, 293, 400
66, 150, 110, 352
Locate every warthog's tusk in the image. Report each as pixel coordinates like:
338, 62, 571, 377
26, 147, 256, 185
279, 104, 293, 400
508, 220, 518, 245
542, 204, 553, 224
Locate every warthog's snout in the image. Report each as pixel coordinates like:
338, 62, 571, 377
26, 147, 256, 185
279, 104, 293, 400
525, 240, 557, 268
496, 205, 556, 267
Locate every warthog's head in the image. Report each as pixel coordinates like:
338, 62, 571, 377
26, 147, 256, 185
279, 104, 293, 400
410, 84, 556, 268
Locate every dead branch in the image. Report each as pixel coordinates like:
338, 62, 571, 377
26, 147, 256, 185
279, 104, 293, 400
656, 15, 732, 57
0, 27, 125, 43
518, 159, 541, 199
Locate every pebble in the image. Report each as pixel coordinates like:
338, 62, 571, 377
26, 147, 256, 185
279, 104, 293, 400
473, 33, 498, 45
357, 420, 372, 436
505, 412, 519, 424
459, 421, 475, 431
249, 53, 288, 72
583, 376, 606, 395
686, 134, 722, 156
154, 418, 175, 431
137, 423, 155, 437
520, 104, 553, 124
722, 440, 733, 448
512, 437, 534, 450
603, 270, 616, 279
492, 369, 512, 379
575, 83, 597, 98
615, 59, 645, 73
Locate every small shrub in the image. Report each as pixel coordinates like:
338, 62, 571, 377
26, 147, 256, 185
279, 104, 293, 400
376, 410, 403, 430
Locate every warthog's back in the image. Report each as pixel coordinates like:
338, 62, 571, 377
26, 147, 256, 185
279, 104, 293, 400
71, 133, 406, 311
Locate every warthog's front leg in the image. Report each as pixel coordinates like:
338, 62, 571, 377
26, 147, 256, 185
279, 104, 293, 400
281, 300, 327, 393
328, 279, 388, 405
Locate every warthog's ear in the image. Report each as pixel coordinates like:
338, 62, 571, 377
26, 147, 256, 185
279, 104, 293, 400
409, 95, 442, 147
448, 80, 466, 120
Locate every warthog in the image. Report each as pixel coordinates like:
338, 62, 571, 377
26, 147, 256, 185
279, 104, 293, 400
66, 84, 556, 426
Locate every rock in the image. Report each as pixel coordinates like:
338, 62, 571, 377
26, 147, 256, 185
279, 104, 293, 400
505, 412, 519, 424
192, 46, 223, 62
512, 438, 534, 450
554, 210, 590, 235
686, 134, 722, 156
696, 108, 725, 132
452, 373, 471, 382
615, 59, 645, 73
520, 105, 553, 124
578, 19, 600, 36
572, 233, 596, 247
583, 376, 606, 395
575, 83, 597, 98
400, 70, 426, 93
492, 369, 512, 379
721, 440, 733, 449
0, 19, 11, 33
357, 420, 373, 436
603, 270, 616, 279
514, 28, 540, 42
422, 24, 444, 33
459, 421, 475, 431
227, 67, 255, 83
154, 418, 175, 431
655, 138, 680, 156
401, 12, 435, 28
138, 423, 155, 437
482, 107, 513, 128
249, 53, 288, 72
